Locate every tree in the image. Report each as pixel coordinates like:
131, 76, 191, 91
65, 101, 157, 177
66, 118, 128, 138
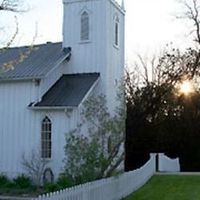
125, 0, 200, 171
0, 0, 36, 73
178, 0, 200, 45
0, 0, 23, 47
63, 94, 125, 185
125, 51, 200, 171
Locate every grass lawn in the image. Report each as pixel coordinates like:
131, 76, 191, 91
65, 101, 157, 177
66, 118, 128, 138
125, 175, 200, 200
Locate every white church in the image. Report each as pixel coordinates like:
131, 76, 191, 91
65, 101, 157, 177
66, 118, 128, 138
0, 0, 125, 179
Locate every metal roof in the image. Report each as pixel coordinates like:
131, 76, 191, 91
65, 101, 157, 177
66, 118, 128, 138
34, 73, 100, 107
0, 42, 71, 80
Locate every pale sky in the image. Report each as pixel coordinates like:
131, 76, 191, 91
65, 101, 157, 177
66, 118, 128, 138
0, 0, 194, 64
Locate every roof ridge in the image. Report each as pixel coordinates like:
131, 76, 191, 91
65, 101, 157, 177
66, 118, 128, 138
0, 42, 62, 50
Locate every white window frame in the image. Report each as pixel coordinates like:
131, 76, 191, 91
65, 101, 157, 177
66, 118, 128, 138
114, 15, 120, 48
80, 11, 90, 42
41, 116, 52, 159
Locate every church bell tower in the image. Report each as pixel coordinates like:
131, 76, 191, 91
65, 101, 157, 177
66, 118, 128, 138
62, 0, 125, 110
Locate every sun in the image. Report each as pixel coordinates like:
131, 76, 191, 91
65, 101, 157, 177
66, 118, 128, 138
179, 80, 194, 96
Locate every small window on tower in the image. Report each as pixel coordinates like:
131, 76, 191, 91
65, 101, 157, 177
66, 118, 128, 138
81, 11, 89, 41
114, 16, 119, 47
115, 22, 119, 46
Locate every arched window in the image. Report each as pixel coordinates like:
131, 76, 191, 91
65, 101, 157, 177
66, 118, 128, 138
41, 116, 52, 159
81, 11, 89, 41
114, 16, 119, 46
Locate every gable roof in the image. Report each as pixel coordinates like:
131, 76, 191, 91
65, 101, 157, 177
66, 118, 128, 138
0, 42, 71, 81
33, 73, 100, 108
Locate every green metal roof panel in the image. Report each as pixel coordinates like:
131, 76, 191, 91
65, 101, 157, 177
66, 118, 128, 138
0, 42, 71, 80
34, 73, 100, 107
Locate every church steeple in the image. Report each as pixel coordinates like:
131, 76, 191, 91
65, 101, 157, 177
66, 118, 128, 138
62, 0, 125, 110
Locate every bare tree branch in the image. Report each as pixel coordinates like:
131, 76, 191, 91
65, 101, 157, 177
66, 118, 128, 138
21, 150, 49, 186
179, 0, 200, 45
0, 0, 24, 12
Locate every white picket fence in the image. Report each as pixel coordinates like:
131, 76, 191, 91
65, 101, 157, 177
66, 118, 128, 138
32, 154, 156, 200
158, 153, 180, 172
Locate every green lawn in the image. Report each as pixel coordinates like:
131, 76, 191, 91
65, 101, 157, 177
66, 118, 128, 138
125, 175, 200, 200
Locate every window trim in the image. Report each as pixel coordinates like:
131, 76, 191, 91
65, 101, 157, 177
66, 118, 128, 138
80, 11, 90, 42
114, 15, 120, 48
41, 116, 52, 159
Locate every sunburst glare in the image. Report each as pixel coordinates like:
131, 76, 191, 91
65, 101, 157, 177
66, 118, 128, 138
179, 80, 194, 96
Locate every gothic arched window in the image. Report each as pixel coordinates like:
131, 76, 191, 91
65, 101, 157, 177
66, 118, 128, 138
41, 116, 52, 159
114, 16, 119, 46
81, 11, 89, 41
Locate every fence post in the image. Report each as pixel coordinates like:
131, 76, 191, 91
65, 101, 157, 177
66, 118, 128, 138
82, 184, 88, 200
150, 153, 156, 173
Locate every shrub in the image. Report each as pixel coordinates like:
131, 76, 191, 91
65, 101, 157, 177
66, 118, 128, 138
44, 183, 60, 193
13, 174, 32, 189
57, 175, 73, 189
0, 175, 10, 186
0, 181, 16, 195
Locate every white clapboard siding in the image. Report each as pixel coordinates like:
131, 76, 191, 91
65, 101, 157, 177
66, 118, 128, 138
0, 79, 80, 178
0, 81, 39, 178
32, 154, 156, 200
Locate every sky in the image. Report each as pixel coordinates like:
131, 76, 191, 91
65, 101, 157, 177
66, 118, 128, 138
0, 0, 194, 64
